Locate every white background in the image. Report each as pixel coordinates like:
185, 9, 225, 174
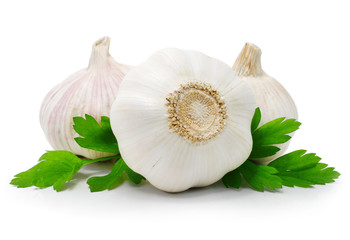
1, 0, 349, 239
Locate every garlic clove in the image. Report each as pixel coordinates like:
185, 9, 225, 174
110, 48, 256, 192
40, 37, 131, 159
233, 43, 298, 162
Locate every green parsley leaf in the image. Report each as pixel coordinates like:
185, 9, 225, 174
222, 169, 241, 189
239, 161, 283, 191
250, 111, 301, 159
10, 151, 117, 191
87, 159, 126, 192
223, 110, 340, 191
222, 160, 283, 192
251, 107, 262, 132
87, 158, 145, 192
223, 150, 340, 191
73, 114, 119, 154
269, 150, 341, 187
125, 166, 146, 184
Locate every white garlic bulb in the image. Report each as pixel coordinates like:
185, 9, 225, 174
233, 43, 298, 162
110, 48, 256, 192
40, 37, 131, 159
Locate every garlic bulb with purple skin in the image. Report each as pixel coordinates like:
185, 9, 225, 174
40, 37, 131, 159
232, 43, 298, 162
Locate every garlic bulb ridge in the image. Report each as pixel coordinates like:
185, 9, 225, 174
40, 37, 131, 159
233, 43, 298, 162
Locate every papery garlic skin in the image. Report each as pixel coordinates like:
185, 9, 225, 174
110, 48, 256, 192
40, 37, 131, 159
233, 43, 298, 162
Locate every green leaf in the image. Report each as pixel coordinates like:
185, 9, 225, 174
223, 150, 340, 191
250, 145, 281, 159
73, 115, 119, 154
87, 158, 145, 192
222, 160, 282, 191
222, 169, 241, 189
268, 150, 319, 171
10, 151, 114, 191
239, 160, 283, 191
254, 118, 301, 145
125, 166, 146, 184
250, 117, 301, 159
87, 159, 126, 192
269, 150, 341, 187
251, 107, 261, 132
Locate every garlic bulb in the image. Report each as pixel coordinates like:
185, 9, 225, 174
40, 37, 131, 159
233, 43, 298, 162
110, 48, 256, 192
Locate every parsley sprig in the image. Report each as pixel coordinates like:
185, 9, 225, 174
222, 161, 282, 191
11, 109, 340, 192
269, 150, 340, 188
250, 108, 301, 159
10, 151, 119, 191
222, 108, 340, 191
11, 115, 144, 192
73, 114, 119, 154
87, 158, 145, 192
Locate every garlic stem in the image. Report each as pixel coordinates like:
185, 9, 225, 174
233, 43, 263, 77
88, 36, 111, 69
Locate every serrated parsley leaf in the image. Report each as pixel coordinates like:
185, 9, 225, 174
223, 150, 340, 191
251, 107, 262, 132
125, 166, 145, 184
87, 158, 145, 192
254, 118, 301, 145
10, 151, 113, 191
73, 115, 119, 154
239, 160, 283, 191
223, 110, 340, 191
250, 113, 301, 159
268, 150, 340, 187
222, 160, 283, 192
250, 145, 281, 159
87, 159, 126, 192
222, 169, 241, 189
